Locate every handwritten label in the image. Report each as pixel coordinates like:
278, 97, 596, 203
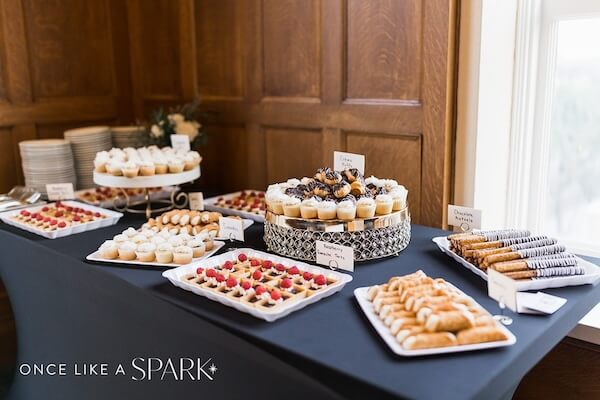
325, 224, 344, 232
448, 204, 482, 232
316, 240, 354, 272
189, 192, 204, 211
487, 269, 518, 312
518, 292, 566, 315
218, 217, 244, 241
333, 151, 365, 175
46, 183, 74, 201
170, 134, 191, 152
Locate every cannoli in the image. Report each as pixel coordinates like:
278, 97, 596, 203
395, 326, 426, 344
425, 310, 475, 332
457, 326, 507, 345
402, 332, 457, 350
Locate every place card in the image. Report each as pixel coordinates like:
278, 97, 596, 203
188, 192, 204, 211
218, 216, 244, 241
447, 204, 482, 232
316, 240, 354, 272
325, 224, 344, 232
517, 292, 566, 315
487, 269, 518, 312
170, 134, 191, 152
333, 151, 365, 175
46, 183, 74, 201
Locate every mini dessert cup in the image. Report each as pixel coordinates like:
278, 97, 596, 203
336, 199, 356, 220
317, 201, 337, 220
300, 198, 319, 219
173, 246, 193, 264
139, 161, 156, 176
99, 240, 118, 259
356, 198, 376, 218
188, 238, 206, 258
122, 161, 140, 178
375, 194, 393, 215
136, 242, 156, 262
282, 197, 301, 217
155, 243, 174, 263
118, 241, 137, 261
168, 160, 185, 173
154, 162, 168, 174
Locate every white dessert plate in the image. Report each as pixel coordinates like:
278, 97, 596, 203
354, 286, 516, 357
215, 218, 254, 239
93, 166, 200, 188
204, 190, 265, 223
0, 201, 122, 239
86, 240, 225, 268
432, 236, 600, 291
162, 248, 353, 322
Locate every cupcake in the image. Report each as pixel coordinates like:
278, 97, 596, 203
356, 197, 376, 218
183, 154, 196, 171
189, 151, 202, 165
336, 199, 357, 220
118, 241, 137, 261
151, 235, 166, 246
94, 151, 110, 173
113, 233, 128, 244
168, 235, 185, 248
131, 234, 147, 244
270, 192, 286, 215
99, 240, 118, 259
173, 246, 193, 264
300, 198, 319, 219
282, 196, 301, 217
389, 186, 408, 211
121, 161, 139, 178
107, 161, 124, 176
123, 227, 138, 238
139, 160, 156, 176
155, 243, 174, 263
317, 201, 337, 220
375, 194, 393, 215
136, 242, 156, 262
187, 238, 206, 258
154, 157, 168, 174
168, 159, 185, 173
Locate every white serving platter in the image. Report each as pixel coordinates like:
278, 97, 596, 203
204, 190, 265, 223
0, 200, 123, 239
75, 186, 175, 209
432, 236, 600, 291
354, 286, 516, 356
93, 166, 200, 188
162, 248, 353, 322
215, 218, 255, 239
86, 240, 225, 268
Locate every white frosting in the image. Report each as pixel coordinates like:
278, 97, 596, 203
156, 243, 173, 252
131, 234, 147, 244
113, 234, 128, 243
375, 194, 392, 203
283, 197, 301, 206
137, 242, 156, 253
301, 198, 319, 208
337, 200, 356, 210
173, 245, 193, 255
123, 227, 138, 237
119, 241, 137, 252
168, 236, 185, 247
100, 240, 117, 251
318, 201, 337, 211
150, 236, 166, 245
357, 197, 375, 206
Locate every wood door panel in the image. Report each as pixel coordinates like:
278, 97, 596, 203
346, 0, 422, 102
195, 0, 246, 101
0, 127, 19, 190
22, 0, 115, 99
346, 132, 422, 222
262, 0, 321, 99
0, 13, 6, 102
265, 127, 323, 183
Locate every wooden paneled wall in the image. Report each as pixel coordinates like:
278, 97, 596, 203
128, 0, 458, 228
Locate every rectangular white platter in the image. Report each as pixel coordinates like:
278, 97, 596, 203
215, 218, 254, 240
75, 186, 175, 209
162, 248, 353, 322
354, 286, 516, 357
432, 236, 600, 291
86, 240, 225, 268
0, 200, 123, 239
204, 190, 265, 223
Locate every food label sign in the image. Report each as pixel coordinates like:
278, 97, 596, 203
218, 217, 244, 241
447, 204, 482, 232
46, 183, 75, 201
333, 151, 365, 175
316, 240, 354, 272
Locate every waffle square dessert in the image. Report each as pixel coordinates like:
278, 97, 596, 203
11, 201, 107, 231
213, 190, 266, 216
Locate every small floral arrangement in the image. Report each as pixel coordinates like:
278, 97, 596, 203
148, 100, 206, 148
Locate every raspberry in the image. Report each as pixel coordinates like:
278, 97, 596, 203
275, 263, 285, 272
216, 274, 226, 283
252, 270, 262, 280
196, 267, 204, 275
222, 261, 234, 270
57, 221, 66, 228
262, 260, 272, 268
314, 275, 327, 286
206, 269, 217, 278
280, 278, 292, 289
238, 253, 247, 262
255, 285, 266, 295
241, 281, 251, 290
226, 278, 238, 288
250, 259, 260, 267
287, 266, 300, 275
302, 272, 313, 281
271, 290, 282, 301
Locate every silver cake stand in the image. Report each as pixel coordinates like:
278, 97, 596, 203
93, 167, 200, 218
263, 207, 411, 262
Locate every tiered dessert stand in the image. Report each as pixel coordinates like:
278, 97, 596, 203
93, 167, 200, 218
263, 206, 411, 262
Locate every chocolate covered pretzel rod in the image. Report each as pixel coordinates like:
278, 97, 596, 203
505, 265, 586, 280
489, 254, 578, 273
481, 242, 563, 268
465, 235, 550, 262
450, 229, 530, 255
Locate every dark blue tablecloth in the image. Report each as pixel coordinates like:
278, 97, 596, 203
1, 217, 599, 400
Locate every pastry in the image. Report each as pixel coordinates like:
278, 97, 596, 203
356, 197, 376, 218
300, 198, 319, 219
99, 240, 118, 259
173, 246, 193, 264
343, 168, 362, 183
155, 243, 174, 263
139, 161, 156, 176
375, 194, 393, 215
323, 170, 343, 186
187, 238, 206, 258
282, 196, 301, 217
350, 180, 366, 196
122, 161, 140, 178
317, 201, 337, 220
95, 146, 201, 176
336, 199, 356, 220
136, 242, 156, 262
213, 190, 266, 216
333, 182, 351, 198
118, 241, 137, 261
457, 326, 508, 345
402, 333, 457, 350
389, 186, 408, 211
12, 202, 107, 233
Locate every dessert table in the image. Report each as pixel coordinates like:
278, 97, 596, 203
1, 216, 599, 400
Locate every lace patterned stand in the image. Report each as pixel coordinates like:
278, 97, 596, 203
263, 207, 411, 263
93, 167, 200, 218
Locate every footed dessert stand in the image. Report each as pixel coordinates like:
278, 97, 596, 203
263, 206, 411, 263
93, 167, 200, 218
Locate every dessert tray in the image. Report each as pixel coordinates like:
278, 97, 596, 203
0, 200, 122, 239
433, 233, 600, 291
76, 186, 175, 209
355, 271, 516, 356
86, 241, 225, 268
204, 190, 266, 223
162, 248, 353, 322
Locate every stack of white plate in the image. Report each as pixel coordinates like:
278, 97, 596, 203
111, 126, 148, 149
64, 126, 112, 189
19, 139, 77, 194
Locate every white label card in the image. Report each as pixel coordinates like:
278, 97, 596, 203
487, 269, 518, 312
46, 183, 74, 201
518, 292, 567, 315
189, 192, 204, 211
315, 240, 354, 272
170, 134, 191, 152
447, 204, 482, 232
218, 217, 244, 241
333, 151, 365, 175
